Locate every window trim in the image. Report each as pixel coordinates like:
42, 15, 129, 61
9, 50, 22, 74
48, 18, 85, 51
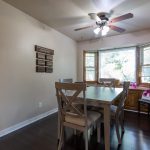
83, 51, 98, 83
139, 45, 150, 84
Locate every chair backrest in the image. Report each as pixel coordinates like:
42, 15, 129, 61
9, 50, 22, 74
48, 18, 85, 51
116, 81, 130, 115
59, 78, 73, 83
123, 81, 130, 97
99, 78, 115, 87
55, 82, 86, 122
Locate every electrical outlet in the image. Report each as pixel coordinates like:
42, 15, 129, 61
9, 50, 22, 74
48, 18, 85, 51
38, 102, 43, 108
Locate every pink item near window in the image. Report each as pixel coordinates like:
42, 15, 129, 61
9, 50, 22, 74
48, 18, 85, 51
142, 90, 150, 100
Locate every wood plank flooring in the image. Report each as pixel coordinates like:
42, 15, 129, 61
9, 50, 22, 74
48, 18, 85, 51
0, 111, 150, 150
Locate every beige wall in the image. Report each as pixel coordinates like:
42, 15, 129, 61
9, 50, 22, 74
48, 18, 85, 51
77, 29, 150, 81
0, 1, 77, 131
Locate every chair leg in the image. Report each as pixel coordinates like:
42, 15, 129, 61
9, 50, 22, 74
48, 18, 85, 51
148, 104, 150, 117
58, 125, 64, 150
57, 113, 60, 145
115, 119, 122, 145
74, 129, 77, 135
90, 123, 96, 135
97, 120, 101, 143
120, 111, 125, 133
120, 118, 125, 134
138, 101, 141, 116
84, 128, 88, 150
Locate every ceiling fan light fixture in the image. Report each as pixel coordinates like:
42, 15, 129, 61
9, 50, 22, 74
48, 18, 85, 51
101, 30, 107, 36
101, 26, 110, 36
94, 27, 100, 35
103, 26, 110, 32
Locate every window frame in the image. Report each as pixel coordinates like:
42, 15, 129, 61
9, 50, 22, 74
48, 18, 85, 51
139, 45, 150, 84
83, 45, 150, 86
83, 51, 98, 83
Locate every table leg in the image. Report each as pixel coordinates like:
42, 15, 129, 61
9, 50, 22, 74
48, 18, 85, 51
138, 101, 140, 116
104, 105, 110, 150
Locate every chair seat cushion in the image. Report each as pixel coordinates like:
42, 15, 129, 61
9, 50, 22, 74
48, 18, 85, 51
88, 105, 117, 118
88, 106, 104, 115
65, 111, 101, 127
111, 105, 117, 113
110, 105, 117, 118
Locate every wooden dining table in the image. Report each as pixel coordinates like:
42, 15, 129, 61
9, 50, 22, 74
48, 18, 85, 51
77, 86, 123, 150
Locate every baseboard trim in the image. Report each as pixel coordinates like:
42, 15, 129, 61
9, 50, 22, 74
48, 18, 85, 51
0, 108, 58, 137
124, 109, 148, 114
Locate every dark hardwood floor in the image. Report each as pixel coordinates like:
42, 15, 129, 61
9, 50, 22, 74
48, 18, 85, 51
0, 111, 150, 150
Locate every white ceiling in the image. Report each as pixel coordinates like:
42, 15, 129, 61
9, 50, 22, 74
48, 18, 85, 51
3, 0, 150, 42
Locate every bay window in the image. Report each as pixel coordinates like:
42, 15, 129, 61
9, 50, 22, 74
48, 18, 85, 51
83, 45, 150, 86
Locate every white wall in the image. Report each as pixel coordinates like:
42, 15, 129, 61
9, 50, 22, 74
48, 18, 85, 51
77, 29, 150, 81
0, 0, 77, 131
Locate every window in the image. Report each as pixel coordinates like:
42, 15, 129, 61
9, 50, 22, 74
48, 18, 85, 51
140, 45, 150, 83
83, 45, 150, 85
99, 47, 136, 82
84, 52, 97, 82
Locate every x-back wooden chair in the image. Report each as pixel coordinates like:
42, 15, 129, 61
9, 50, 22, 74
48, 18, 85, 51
92, 81, 130, 145
59, 78, 73, 83
99, 78, 116, 88
55, 82, 101, 150
110, 81, 130, 144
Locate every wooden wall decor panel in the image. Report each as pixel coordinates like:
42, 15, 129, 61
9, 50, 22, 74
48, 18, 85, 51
35, 45, 54, 73
36, 59, 45, 66
36, 66, 45, 72
46, 55, 53, 60
36, 53, 45, 59
46, 61, 53, 66
35, 45, 54, 55
45, 67, 53, 73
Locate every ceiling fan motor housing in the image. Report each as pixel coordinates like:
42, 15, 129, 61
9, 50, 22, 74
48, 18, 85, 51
97, 12, 110, 21
96, 21, 107, 27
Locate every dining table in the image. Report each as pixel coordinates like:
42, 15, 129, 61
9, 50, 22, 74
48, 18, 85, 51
76, 86, 123, 150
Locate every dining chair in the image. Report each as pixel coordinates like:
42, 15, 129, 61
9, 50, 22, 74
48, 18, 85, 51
57, 78, 73, 143
55, 82, 101, 150
110, 81, 130, 144
99, 78, 116, 88
92, 81, 130, 144
59, 78, 73, 83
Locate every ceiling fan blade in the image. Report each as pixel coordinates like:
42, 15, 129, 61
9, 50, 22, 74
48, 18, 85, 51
74, 25, 93, 31
109, 25, 125, 33
110, 13, 133, 23
88, 13, 101, 21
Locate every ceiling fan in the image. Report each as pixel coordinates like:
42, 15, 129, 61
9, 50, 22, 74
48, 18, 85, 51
74, 12, 133, 36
